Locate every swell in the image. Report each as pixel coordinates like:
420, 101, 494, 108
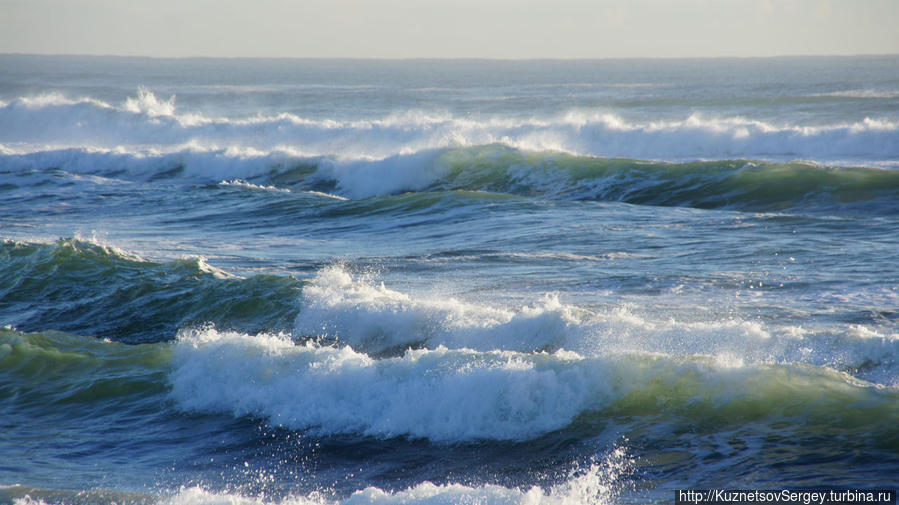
2, 235, 898, 445
171, 267, 899, 444
315, 146, 899, 212
0, 239, 302, 343
4, 145, 898, 214
0, 328, 169, 410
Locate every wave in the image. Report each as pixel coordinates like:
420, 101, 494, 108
296, 266, 899, 385
4, 318, 898, 446
0, 238, 302, 343
4, 144, 899, 214
168, 452, 628, 505
0, 146, 320, 185
315, 146, 899, 212
169, 326, 899, 443
812, 89, 899, 99
3, 238, 898, 387
171, 328, 604, 442
2, 89, 898, 165
295, 265, 582, 355
0, 327, 169, 411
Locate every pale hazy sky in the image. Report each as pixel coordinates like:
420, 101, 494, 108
1, 0, 897, 59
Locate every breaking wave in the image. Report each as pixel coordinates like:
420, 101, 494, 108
294, 266, 899, 385
4, 145, 898, 214
169, 326, 899, 443
2, 89, 898, 164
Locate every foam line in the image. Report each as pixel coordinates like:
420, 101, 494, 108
2, 90, 897, 164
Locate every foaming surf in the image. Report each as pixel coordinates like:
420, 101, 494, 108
295, 265, 582, 355
168, 325, 899, 444
294, 265, 899, 385
3, 89, 899, 166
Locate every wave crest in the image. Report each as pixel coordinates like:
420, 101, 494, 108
295, 265, 581, 355
169, 326, 899, 443
5, 143, 897, 214
0, 239, 301, 342
292, 265, 899, 386
2, 89, 898, 165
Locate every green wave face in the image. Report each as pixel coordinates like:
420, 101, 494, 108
425, 146, 899, 213
0, 239, 303, 343
307, 145, 899, 214
0, 327, 170, 409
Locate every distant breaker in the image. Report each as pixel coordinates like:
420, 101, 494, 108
2, 89, 898, 166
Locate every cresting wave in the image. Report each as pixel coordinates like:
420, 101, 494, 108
4, 145, 899, 214
186, 450, 628, 505
3, 238, 899, 445
4, 285, 899, 445
171, 269, 899, 442
295, 266, 584, 355
0, 238, 302, 342
3, 240, 898, 386
314, 146, 899, 211
5, 322, 899, 452
297, 266, 899, 385
169, 326, 899, 444
2, 89, 899, 164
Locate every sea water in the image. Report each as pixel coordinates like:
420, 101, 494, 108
1, 55, 898, 504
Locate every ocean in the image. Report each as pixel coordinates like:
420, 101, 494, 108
1, 54, 898, 504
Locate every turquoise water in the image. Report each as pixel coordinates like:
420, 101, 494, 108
1, 55, 898, 504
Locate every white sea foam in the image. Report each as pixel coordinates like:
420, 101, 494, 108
169, 327, 618, 441
293, 266, 899, 385
2, 89, 898, 170
312, 149, 452, 199
295, 265, 583, 353
168, 322, 897, 443
303, 190, 350, 201
123, 87, 178, 117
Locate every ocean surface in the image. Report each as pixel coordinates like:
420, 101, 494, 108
1, 54, 898, 504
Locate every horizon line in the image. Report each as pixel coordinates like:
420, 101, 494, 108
3, 51, 899, 62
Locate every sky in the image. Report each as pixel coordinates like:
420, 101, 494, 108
0, 0, 897, 59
